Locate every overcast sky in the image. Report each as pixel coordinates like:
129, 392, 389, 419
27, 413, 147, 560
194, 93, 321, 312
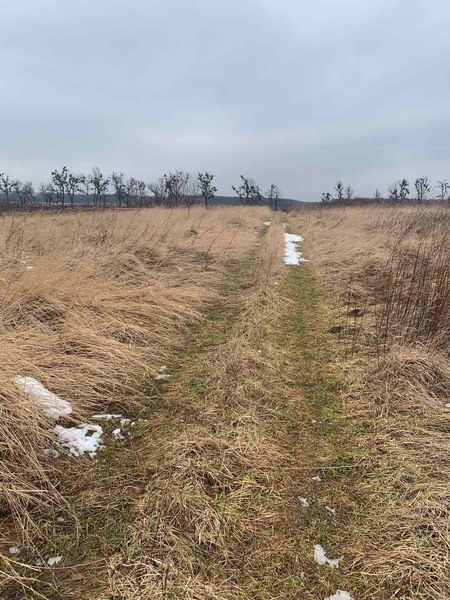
1, 0, 450, 200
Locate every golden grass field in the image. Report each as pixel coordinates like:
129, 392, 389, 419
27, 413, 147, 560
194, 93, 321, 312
292, 203, 450, 598
1, 203, 449, 599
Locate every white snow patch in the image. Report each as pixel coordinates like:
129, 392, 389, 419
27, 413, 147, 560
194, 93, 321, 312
56, 516, 65, 523
112, 428, 125, 440
154, 365, 170, 380
9, 546, 20, 555
47, 556, 62, 566
155, 373, 170, 381
325, 591, 353, 600
284, 233, 307, 265
92, 413, 122, 421
445, 403, 450, 409
54, 424, 103, 457
313, 544, 341, 569
311, 475, 322, 482
298, 497, 310, 508
325, 506, 336, 516
15, 376, 73, 419
263, 221, 272, 226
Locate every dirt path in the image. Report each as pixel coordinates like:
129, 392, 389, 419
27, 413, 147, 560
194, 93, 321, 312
11, 220, 359, 599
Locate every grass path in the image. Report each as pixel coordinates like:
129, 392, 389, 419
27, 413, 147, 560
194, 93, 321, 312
12, 222, 360, 599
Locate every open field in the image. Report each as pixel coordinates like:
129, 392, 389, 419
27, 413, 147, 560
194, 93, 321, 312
0, 203, 449, 599
291, 203, 450, 598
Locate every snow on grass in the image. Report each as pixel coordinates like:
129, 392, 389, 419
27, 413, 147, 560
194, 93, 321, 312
112, 428, 125, 440
313, 544, 341, 569
263, 221, 272, 226
284, 233, 307, 265
9, 546, 20, 555
54, 424, 103, 458
15, 376, 72, 419
47, 556, 62, 566
92, 413, 122, 420
298, 497, 310, 508
325, 591, 353, 600
325, 506, 336, 516
311, 475, 322, 482
154, 365, 170, 381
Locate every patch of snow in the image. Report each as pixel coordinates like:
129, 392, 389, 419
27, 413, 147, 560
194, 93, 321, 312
155, 373, 170, 381
263, 221, 272, 226
311, 419, 317, 424
313, 544, 341, 569
35, 559, 45, 567
154, 365, 170, 381
56, 516, 65, 523
47, 556, 62, 566
92, 413, 122, 420
445, 403, 450, 409
298, 497, 310, 508
15, 376, 73, 419
112, 428, 125, 440
54, 424, 103, 457
284, 233, 307, 265
26, 265, 34, 271
120, 418, 133, 427
325, 506, 336, 516
9, 546, 20, 555
311, 475, 322, 482
325, 592, 353, 600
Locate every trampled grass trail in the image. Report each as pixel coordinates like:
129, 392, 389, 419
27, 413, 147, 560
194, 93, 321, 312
4, 217, 360, 599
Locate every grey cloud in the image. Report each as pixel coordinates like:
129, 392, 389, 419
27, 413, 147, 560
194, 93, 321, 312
1, 0, 450, 199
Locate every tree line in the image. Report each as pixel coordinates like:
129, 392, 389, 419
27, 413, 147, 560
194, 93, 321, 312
322, 177, 450, 204
0, 168, 281, 210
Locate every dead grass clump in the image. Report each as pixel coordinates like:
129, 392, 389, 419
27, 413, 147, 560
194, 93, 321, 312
291, 203, 450, 598
104, 222, 293, 599
0, 206, 269, 564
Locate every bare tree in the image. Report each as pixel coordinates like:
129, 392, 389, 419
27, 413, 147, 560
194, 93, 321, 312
164, 171, 189, 207
111, 172, 128, 207
198, 172, 217, 208
321, 192, 332, 205
0, 173, 18, 205
374, 188, 381, 200
40, 183, 56, 205
148, 178, 168, 206
345, 185, 354, 201
183, 178, 201, 210
232, 176, 261, 205
66, 172, 83, 208
79, 175, 92, 205
266, 183, 280, 210
436, 179, 449, 201
13, 181, 35, 205
335, 180, 344, 201
415, 176, 431, 202
399, 179, 409, 202
52, 166, 69, 208
91, 167, 109, 208
388, 183, 399, 202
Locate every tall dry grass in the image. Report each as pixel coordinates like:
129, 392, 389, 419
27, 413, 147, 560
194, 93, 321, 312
0, 207, 269, 557
291, 203, 450, 598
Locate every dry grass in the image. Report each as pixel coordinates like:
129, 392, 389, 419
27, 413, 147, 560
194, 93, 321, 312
0, 206, 269, 575
103, 219, 289, 599
291, 203, 450, 599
